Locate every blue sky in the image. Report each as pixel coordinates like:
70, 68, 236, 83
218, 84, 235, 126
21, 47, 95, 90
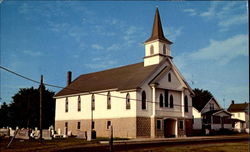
0, 1, 248, 108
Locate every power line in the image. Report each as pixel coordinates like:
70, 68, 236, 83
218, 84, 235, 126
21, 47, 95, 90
0, 65, 194, 108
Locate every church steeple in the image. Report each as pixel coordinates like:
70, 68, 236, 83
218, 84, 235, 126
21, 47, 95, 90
144, 8, 173, 67
145, 8, 172, 44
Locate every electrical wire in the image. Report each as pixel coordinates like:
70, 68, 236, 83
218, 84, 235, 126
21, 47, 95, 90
0, 65, 194, 108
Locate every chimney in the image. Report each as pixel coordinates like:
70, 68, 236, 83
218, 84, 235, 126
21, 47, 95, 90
232, 100, 234, 104
67, 71, 72, 86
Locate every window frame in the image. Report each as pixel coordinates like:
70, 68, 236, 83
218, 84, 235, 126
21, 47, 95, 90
163, 44, 166, 54
157, 119, 162, 130
141, 91, 147, 110
106, 120, 111, 130
92, 94, 95, 111
159, 94, 164, 108
168, 73, 171, 82
65, 97, 69, 113
77, 121, 81, 130
126, 93, 131, 110
107, 92, 111, 110
77, 95, 81, 112
184, 96, 188, 112
150, 45, 154, 55
170, 94, 174, 108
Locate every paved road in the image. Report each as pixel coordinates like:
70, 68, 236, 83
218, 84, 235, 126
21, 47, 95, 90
54, 135, 249, 152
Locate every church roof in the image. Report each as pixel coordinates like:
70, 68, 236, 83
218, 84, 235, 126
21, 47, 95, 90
145, 8, 172, 44
55, 62, 159, 97
228, 103, 249, 112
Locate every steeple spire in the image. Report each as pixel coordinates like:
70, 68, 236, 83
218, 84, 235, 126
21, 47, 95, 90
145, 8, 172, 44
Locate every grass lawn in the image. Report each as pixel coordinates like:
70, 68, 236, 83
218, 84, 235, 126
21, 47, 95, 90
0, 137, 125, 152
122, 141, 249, 152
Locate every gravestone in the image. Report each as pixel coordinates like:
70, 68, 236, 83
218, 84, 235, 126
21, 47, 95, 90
76, 131, 86, 139
0, 128, 10, 137
15, 129, 29, 140
42, 129, 52, 140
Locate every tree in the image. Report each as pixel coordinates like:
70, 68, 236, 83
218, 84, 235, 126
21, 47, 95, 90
0, 102, 11, 127
0, 87, 55, 129
192, 88, 213, 111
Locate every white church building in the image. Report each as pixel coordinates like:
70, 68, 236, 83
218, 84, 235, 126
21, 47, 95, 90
54, 8, 194, 138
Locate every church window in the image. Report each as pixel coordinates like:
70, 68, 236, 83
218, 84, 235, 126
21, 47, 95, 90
77, 96, 81, 112
65, 97, 68, 112
142, 91, 146, 110
163, 44, 166, 54
107, 92, 111, 109
92, 121, 95, 129
77, 122, 81, 129
150, 45, 154, 55
126, 93, 131, 109
107, 121, 111, 129
170, 95, 174, 108
164, 90, 169, 107
179, 120, 184, 130
92, 94, 95, 110
159, 94, 163, 108
157, 120, 162, 130
184, 96, 188, 112
168, 73, 171, 82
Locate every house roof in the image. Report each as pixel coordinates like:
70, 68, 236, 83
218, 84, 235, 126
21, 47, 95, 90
145, 8, 172, 44
193, 97, 221, 112
55, 62, 159, 97
202, 109, 231, 116
227, 103, 249, 112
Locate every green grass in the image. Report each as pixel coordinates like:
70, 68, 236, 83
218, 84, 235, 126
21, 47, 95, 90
123, 141, 248, 152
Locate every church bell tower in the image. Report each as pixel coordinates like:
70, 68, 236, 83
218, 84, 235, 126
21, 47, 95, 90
144, 8, 173, 67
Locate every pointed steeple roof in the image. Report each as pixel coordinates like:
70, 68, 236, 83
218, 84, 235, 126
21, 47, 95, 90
145, 8, 172, 44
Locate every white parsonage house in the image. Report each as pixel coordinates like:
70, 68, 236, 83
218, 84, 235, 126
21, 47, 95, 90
54, 8, 194, 138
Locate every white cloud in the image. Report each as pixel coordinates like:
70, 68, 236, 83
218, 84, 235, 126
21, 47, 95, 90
107, 44, 121, 51
200, 2, 218, 17
190, 34, 248, 65
183, 9, 197, 16
23, 50, 43, 56
218, 14, 247, 28
84, 60, 118, 69
91, 44, 104, 50
165, 26, 183, 42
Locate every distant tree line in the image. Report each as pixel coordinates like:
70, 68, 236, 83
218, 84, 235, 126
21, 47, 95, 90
0, 87, 55, 129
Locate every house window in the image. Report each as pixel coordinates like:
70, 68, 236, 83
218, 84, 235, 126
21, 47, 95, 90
209, 103, 214, 110
92, 94, 95, 110
157, 120, 162, 130
107, 92, 111, 109
65, 97, 69, 113
107, 121, 111, 129
184, 96, 188, 112
126, 93, 131, 109
142, 91, 146, 110
77, 122, 81, 129
65, 122, 68, 128
168, 73, 171, 82
159, 94, 164, 108
150, 45, 154, 55
179, 120, 184, 130
78, 96, 81, 112
170, 95, 174, 108
163, 44, 166, 54
92, 121, 95, 129
164, 90, 169, 107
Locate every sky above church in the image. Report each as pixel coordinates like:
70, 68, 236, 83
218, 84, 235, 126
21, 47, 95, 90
0, 1, 249, 108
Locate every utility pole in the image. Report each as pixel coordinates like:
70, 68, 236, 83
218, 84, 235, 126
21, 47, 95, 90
39, 75, 45, 143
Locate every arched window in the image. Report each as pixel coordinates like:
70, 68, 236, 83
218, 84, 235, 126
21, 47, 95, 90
126, 93, 131, 109
184, 96, 188, 112
170, 95, 174, 108
91, 94, 95, 110
107, 92, 111, 109
65, 97, 68, 112
163, 44, 166, 54
159, 94, 163, 108
168, 73, 171, 82
150, 45, 154, 55
78, 96, 81, 112
142, 91, 146, 110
